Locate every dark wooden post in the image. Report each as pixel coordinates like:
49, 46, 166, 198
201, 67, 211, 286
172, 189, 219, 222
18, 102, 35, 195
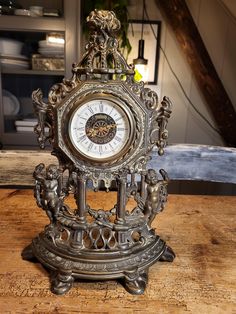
156, 0, 236, 146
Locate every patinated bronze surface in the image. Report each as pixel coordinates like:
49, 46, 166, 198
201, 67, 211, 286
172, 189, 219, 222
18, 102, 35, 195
22, 9, 175, 295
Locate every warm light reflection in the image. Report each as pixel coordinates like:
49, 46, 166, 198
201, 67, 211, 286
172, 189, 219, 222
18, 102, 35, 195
47, 33, 65, 45
134, 63, 149, 83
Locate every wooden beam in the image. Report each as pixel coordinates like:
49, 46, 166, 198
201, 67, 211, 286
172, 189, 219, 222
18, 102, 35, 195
156, 0, 236, 146
1, 145, 236, 186
150, 144, 236, 184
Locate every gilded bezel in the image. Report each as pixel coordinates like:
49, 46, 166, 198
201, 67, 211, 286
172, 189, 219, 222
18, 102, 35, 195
63, 93, 135, 165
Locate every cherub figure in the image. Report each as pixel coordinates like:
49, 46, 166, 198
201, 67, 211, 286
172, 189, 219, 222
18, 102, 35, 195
143, 169, 169, 226
34, 163, 63, 223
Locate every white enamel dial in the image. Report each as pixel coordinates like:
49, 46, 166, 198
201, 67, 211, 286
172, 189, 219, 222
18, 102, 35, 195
69, 98, 130, 160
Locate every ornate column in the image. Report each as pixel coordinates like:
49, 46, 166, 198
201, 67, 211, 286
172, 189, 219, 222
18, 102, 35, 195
70, 171, 87, 250
76, 171, 87, 223
116, 172, 127, 223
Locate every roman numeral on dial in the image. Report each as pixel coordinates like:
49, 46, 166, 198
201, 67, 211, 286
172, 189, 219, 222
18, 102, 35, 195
78, 134, 87, 142
70, 98, 130, 160
88, 142, 93, 151
114, 136, 122, 142
88, 106, 94, 114
99, 101, 104, 112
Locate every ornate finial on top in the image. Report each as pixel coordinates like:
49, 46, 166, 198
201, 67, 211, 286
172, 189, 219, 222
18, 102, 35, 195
87, 9, 121, 35
75, 10, 134, 75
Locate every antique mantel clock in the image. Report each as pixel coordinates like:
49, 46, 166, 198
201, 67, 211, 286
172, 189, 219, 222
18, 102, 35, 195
22, 10, 175, 295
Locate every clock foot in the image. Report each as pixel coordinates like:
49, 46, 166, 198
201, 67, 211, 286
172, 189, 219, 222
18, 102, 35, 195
159, 245, 175, 262
51, 270, 74, 295
21, 244, 38, 263
123, 269, 148, 295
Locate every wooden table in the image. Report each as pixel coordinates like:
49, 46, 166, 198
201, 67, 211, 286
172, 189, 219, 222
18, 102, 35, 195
0, 189, 235, 313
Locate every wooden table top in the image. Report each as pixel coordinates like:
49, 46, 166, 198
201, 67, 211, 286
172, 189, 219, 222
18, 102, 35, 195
0, 189, 235, 313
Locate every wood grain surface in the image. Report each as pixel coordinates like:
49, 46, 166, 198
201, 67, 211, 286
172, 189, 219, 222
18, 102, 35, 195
1, 144, 236, 186
0, 189, 235, 313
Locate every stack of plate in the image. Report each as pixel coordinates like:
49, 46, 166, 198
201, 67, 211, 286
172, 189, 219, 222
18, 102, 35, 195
0, 38, 29, 70
15, 118, 49, 133
15, 118, 37, 132
38, 40, 64, 57
0, 54, 29, 70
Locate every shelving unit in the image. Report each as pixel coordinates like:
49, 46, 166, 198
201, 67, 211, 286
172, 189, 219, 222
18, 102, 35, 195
2, 69, 64, 76
0, 15, 65, 32
0, 0, 81, 149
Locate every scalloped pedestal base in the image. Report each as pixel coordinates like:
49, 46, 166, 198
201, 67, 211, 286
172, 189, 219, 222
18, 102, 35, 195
22, 234, 175, 295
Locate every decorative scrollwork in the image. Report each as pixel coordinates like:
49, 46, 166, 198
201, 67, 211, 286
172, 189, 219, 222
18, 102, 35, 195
129, 155, 150, 173
32, 89, 52, 148
88, 208, 116, 228
125, 77, 172, 157
33, 235, 165, 273
48, 72, 79, 106
156, 96, 172, 156
83, 227, 118, 250
140, 88, 159, 111
125, 75, 145, 95
76, 10, 133, 73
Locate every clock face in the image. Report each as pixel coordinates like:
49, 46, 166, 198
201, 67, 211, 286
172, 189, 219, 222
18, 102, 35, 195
69, 98, 131, 161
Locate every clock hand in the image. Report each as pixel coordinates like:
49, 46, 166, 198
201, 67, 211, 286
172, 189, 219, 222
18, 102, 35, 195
86, 124, 116, 137
86, 128, 98, 137
97, 124, 116, 132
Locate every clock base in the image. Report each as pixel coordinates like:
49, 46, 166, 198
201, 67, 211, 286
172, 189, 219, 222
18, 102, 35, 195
22, 233, 175, 295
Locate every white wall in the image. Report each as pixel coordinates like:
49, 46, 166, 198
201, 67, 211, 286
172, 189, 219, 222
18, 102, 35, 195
128, 0, 236, 146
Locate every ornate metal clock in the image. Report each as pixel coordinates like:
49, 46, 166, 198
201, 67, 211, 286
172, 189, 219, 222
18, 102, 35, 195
22, 10, 175, 295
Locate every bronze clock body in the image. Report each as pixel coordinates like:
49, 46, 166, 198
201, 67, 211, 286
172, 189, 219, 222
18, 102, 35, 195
22, 10, 174, 295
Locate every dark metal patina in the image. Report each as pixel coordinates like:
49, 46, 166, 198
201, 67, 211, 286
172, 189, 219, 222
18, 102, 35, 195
22, 9, 175, 295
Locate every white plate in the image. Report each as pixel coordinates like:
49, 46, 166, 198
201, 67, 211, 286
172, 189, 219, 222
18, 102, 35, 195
16, 126, 34, 132
0, 59, 29, 70
0, 53, 28, 61
15, 119, 37, 127
39, 48, 64, 54
16, 126, 49, 132
0, 38, 23, 56
39, 47, 64, 51
38, 51, 64, 57
0, 58, 29, 65
2, 89, 20, 115
39, 45, 64, 50
38, 40, 64, 48
14, 9, 31, 16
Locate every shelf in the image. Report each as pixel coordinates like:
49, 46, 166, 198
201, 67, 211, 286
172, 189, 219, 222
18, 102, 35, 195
0, 1, 79, 149
2, 69, 65, 76
0, 15, 65, 32
1, 132, 38, 147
